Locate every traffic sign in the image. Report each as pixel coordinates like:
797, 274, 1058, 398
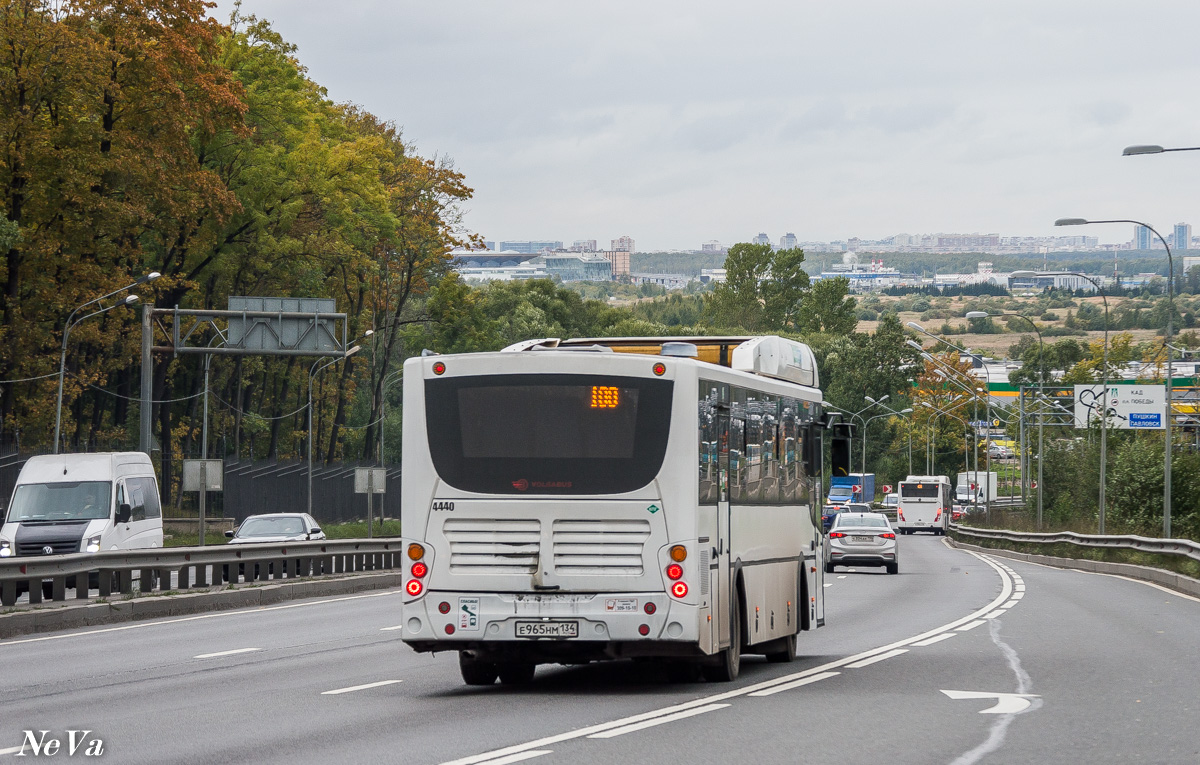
1074, 385, 1165, 430
882, 484, 893, 494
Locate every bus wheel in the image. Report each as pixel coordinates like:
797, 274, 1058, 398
702, 598, 741, 682
765, 633, 797, 663
497, 661, 536, 685
459, 653, 498, 686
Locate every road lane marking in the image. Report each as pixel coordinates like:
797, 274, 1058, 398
957, 620, 986, 631
0, 746, 23, 755
194, 647, 261, 659
983, 610, 1007, 619
748, 671, 840, 697
913, 633, 956, 647
846, 648, 908, 668
837, 575, 847, 579
439, 550, 1016, 765
0, 590, 400, 647
322, 680, 403, 695
1003, 599, 1020, 608
1009, 591, 1024, 599
380, 625, 404, 631
823, 583, 832, 587
942, 689, 1039, 714
587, 704, 730, 738
474, 751, 553, 765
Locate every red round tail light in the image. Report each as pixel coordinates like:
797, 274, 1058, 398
643, 602, 656, 615
666, 563, 684, 580
411, 561, 428, 578
438, 601, 451, 614
638, 624, 651, 636
671, 581, 688, 598
432, 361, 446, 375
405, 579, 424, 596
444, 624, 455, 635
652, 362, 666, 376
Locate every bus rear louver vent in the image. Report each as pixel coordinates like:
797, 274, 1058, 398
443, 518, 540, 575
551, 519, 651, 576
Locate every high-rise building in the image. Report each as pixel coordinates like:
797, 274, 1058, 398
500, 240, 563, 254
611, 236, 634, 252
700, 240, 726, 254
570, 239, 598, 252
602, 250, 631, 277
1174, 223, 1192, 251
779, 232, 798, 249
753, 232, 770, 246
1134, 225, 1152, 250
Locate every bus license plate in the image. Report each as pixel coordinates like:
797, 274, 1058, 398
515, 621, 578, 639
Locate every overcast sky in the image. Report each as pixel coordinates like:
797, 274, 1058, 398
214, 1, 1200, 251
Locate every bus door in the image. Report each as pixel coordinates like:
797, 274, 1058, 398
715, 410, 733, 650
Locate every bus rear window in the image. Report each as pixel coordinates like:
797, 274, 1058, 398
901, 483, 939, 498
425, 374, 673, 494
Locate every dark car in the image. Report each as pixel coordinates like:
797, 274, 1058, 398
822, 502, 871, 532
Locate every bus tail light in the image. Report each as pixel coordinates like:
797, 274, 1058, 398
438, 601, 451, 614
406, 579, 424, 597
638, 624, 650, 635
444, 624, 455, 635
644, 602, 656, 615
934, 509, 942, 522
666, 563, 684, 581
411, 561, 428, 578
897, 510, 905, 521
671, 581, 688, 598
407, 543, 425, 561
669, 545, 687, 562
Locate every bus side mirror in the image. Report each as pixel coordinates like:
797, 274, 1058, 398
803, 426, 821, 477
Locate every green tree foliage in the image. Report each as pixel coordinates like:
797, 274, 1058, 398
705, 244, 810, 331
794, 276, 857, 335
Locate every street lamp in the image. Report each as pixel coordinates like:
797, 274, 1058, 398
1122, 144, 1200, 156
53, 281, 153, 453
872, 397, 916, 474
308, 335, 369, 517
1055, 217, 1175, 537
859, 405, 912, 484
921, 401, 970, 476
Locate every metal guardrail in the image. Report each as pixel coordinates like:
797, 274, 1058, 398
0, 539, 405, 607
950, 523, 1200, 564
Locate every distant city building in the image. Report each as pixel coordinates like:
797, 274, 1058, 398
752, 232, 770, 246
700, 268, 727, 284
602, 250, 631, 277
450, 249, 539, 269
610, 235, 635, 252
482, 241, 496, 251
779, 232, 798, 249
499, 240, 563, 254
540, 253, 613, 282
631, 273, 691, 290
1183, 255, 1200, 274
570, 239, 598, 252
700, 240, 727, 254
1174, 223, 1192, 251
1135, 225, 1153, 250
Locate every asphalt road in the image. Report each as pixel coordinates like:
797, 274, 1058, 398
0, 535, 1196, 764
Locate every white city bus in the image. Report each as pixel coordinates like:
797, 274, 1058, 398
399, 335, 826, 685
896, 474, 952, 535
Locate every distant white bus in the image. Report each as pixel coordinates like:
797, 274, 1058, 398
896, 475, 952, 535
399, 336, 826, 685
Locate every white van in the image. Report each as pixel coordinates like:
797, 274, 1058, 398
0, 452, 163, 560
896, 475, 952, 536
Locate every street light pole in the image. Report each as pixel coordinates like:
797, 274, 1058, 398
307, 342, 365, 517
1055, 218, 1174, 536
54, 292, 145, 453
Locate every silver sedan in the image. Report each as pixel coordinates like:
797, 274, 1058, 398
825, 512, 898, 575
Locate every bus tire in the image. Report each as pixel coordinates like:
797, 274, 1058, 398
702, 597, 741, 682
765, 633, 797, 663
459, 653, 498, 686
824, 562, 834, 574
497, 661, 536, 685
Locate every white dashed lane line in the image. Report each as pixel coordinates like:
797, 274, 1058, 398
322, 680, 403, 695
957, 619, 986, 631
473, 752, 553, 765
845, 648, 909, 668
380, 625, 404, 631
748, 671, 840, 697
912, 633, 957, 647
193, 647, 261, 659
587, 704, 730, 739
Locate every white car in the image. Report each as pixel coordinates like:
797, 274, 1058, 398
824, 512, 898, 575
226, 513, 325, 544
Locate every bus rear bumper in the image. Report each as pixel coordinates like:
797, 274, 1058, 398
400, 590, 703, 659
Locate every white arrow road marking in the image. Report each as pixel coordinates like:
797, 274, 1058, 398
194, 647, 261, 659
941, 690, 1039, 714
474, 752, 553, 765
322, 680, 403, 695
587, 703, 729, 738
